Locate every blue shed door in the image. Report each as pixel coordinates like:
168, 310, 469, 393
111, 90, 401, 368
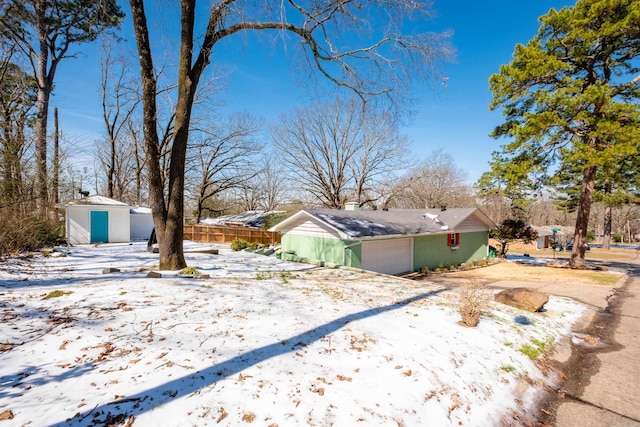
90, 211, 109, 243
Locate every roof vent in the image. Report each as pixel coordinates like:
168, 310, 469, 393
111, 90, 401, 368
440, 205, 447, 211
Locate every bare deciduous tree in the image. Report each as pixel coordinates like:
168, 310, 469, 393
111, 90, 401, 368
257, 154, 286, 212
272, 97, 409, 208
99, 42, 139, 200
394, 149, 472, 209
124, 118, 148, 206
128, 0, 451, 269
232, 153, 288, 212
187, 113, 263, 223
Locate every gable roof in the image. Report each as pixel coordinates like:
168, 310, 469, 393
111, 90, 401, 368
65, 195, 129, 207
270, 208, 496, 239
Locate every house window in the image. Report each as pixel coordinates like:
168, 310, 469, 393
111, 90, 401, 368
447, 233, 460, 247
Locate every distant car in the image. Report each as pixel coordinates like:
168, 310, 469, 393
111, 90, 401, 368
552, 242, 565, 251
553, 242, 590, 251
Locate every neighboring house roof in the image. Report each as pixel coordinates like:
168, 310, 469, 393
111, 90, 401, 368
65, 195, 129, 207
201, 210, 285, 229
270, 208, 496, 239
533, 225, 573, 237
531, 226, 554, 237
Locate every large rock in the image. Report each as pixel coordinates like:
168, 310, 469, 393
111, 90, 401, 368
494, 287, 549, 312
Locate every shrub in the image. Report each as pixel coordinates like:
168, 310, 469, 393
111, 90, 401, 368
230, 238, 265, 251
0, 210, 63, 256
179, 266, 200, 275
457, 281, 491, 327
230, 238, 249, 251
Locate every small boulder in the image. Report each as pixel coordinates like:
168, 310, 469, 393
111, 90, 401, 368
146, 271, 162, 279
102, 267, 121, 274
494, 287, 549, 312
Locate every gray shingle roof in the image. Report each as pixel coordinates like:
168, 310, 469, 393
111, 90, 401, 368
303, 208, 487, 238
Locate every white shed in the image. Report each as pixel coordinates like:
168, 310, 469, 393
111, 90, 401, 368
65, 195, 132, 244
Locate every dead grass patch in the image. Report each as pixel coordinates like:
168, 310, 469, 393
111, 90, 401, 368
443, 260, 620, 286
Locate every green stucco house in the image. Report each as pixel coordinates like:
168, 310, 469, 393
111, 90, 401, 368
269, 206, 496, 275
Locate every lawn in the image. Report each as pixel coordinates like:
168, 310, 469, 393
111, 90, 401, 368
0, 242, 593, 426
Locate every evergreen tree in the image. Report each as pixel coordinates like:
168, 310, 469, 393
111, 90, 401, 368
489, 0, 640, 268
0, 0, 125, 210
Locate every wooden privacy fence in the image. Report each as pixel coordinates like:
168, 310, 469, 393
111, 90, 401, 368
184, 224, 280, 245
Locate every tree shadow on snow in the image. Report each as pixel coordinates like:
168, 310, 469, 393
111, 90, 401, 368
47, 288, 449, 427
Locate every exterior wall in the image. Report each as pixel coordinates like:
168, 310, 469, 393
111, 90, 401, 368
280, 216, 343, 239
130, 214, 154, 241
413, 231, 489, 271
66, 206, 131, 244
105, 207, 130, 243
282, 230, 489, 273
281, 233, 359, 267
67, 206, 91, 244
454, 215, 490, 233
536, 236, 550, 250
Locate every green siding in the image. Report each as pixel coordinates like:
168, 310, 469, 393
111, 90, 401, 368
413, 231, 489, 270
281, 234, 361, 267
282, 230, 489, 272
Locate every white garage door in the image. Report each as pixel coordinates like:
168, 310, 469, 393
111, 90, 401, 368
361, 238, 413, 275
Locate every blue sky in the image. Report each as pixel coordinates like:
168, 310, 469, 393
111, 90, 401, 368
51, 0, 577, 185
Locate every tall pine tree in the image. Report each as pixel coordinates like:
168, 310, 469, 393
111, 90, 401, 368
489, 0, 640, 268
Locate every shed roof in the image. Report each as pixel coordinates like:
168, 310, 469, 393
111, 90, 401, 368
270, 208, 496, 238
130, 206, 152, 215
65, 195, 129, 207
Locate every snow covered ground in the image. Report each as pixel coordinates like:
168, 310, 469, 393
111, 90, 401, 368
0, 242, 587, 426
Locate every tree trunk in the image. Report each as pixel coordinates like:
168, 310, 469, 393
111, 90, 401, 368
602, 204, 612, 250
1, 112, 15, 202
135, 142, 142, 206
52, 107, 59, 205
34, 0, 50, 211
570, 165, 597, 269
131, 0, 214, 270
34, 90, 49, 210
196, 196, 203, 224
108, 134, 115, 198
129, 0, 171, 265
498, 241, 508, 257
152, 0, 202, 270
